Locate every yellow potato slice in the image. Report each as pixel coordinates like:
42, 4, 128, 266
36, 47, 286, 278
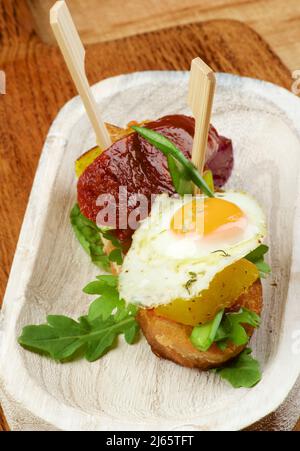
75, 122, 145, 178
154, 259, 259, 326
75, 146, 102, 178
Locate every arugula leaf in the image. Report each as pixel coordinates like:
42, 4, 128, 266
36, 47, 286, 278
245, 244, 271, 278
85, 328, 117, 361
190, 308, 261, 352
83, 275, 118, 294
83, 275, 123, 321
190, 309, 224, 351
88, 293, 120, 321
246, 244, 269, 261
109, 249, 123, 265
125, 323, 140, 344
101, 229, 123, 249
70, 204, 124, 271
19, 314, 137, 362
216, 308, 261, 348
18, 317, 88, 361
132, 126, 214, 198
254, 259, 271, 279
70, 204, 110, 271
215, 348, 262, 388
18, 275, 140, 363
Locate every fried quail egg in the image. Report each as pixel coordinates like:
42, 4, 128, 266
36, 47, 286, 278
119, 192, 266, 307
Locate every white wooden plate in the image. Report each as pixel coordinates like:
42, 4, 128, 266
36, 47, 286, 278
1, 72, 300, 431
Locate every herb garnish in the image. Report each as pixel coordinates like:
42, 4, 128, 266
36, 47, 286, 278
184, 271, 198, 294
190, 308, 261, 352
214, 308, 261, 350
166, 154, 194, 195
190, 309, 225, 352
70, 204, 123, 270
245, 244, 271, 278
211, 249, 230, 257
214, 348, 262, 388
18, 275, 139, 362
191, 310, 262, 389
132, 126, 214, 197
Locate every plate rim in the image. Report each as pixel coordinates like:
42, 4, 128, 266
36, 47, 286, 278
1, 70, 300, 431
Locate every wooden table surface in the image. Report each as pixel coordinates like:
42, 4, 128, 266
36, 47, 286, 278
0, 0, 299, 431
27, 0, 300, 72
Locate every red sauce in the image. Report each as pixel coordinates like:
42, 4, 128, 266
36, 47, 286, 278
77, 114, 233, 242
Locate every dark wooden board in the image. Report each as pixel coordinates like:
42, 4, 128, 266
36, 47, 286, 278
0, 0, 296, 431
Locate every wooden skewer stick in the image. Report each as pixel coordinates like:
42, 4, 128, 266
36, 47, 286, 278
50, 1, 111, 149
188, 57, 216, 192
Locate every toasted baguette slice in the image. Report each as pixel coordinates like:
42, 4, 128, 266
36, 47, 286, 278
137, 280, 262, 370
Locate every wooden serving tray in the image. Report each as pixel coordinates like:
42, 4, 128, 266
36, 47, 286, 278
0, 0, 298, 431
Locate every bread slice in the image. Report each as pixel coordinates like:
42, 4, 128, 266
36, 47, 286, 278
137, 280, 262, 370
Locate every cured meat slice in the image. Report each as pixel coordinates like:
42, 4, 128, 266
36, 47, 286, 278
77, 115, 233, 242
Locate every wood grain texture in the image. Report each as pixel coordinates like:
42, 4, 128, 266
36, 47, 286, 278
27, 0, 300, 71
0, 0, 298, 431
0, 404, 9, 432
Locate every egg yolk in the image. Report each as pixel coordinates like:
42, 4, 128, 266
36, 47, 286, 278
154, 259, 259, 326
171, 198, 246, 239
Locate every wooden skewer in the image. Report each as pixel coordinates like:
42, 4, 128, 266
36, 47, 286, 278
188, 57, 216, 193
50, 1, 111, 149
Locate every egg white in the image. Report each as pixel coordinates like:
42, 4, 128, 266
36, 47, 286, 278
119, 192, 266, 307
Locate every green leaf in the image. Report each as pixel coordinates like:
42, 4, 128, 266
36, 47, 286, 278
18, 321, 87, 361
124, 323, 140, 344
109, 249, 123, 265
126, 303, 139, 317
245, 245, 271, 278
245, 244, 269, 262
85, 331, 116, 362
83, 279, 118, 295
70, 205, 124, 271
46, 315, 86, 333
223, 318, 248, 347
18, 314, 139, 363
18, 274, 140, 363
190, 308, 261, 352
167, 155, 193, 195
88, 295, 118, 321
132, 126, 214, 198
190, 309, 224, 351
70, 204, 110, 271
84, 275, 121, 321
215, 348, 262, 388
255, 259, 271, 278
96, 275, 118, 285
101, 229, 123, 249
203, 170, 215, 193
218, 308, 261, 347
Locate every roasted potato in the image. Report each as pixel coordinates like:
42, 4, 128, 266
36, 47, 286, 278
137, 280, 262, 370
75, 122, 146, 177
